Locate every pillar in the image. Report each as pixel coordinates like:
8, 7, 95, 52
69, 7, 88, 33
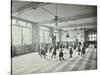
32, 23, 40, 51
59, 29, 63, 42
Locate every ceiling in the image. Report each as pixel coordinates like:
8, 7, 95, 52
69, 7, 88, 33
12, 1, 97, 30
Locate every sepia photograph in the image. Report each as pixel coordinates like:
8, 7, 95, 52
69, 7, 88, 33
11, 0, 97, 75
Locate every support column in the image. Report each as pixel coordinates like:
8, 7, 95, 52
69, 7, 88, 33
49, 27, 53, 44
21, 27, 23, 45
59, 29, 63, 42
32, 23, 40, 51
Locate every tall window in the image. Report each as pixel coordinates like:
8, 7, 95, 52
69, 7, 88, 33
39, 26, 50, 43
12, 18, 32, 46
61, 32, 66, 42
12, 26, 21, 46
40, 30, 44, 43
89, 33, 97, 41
23, 28, 32, 45
53, 30, 59, 42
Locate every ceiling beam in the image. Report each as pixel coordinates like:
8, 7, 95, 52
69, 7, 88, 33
12, 2, 50, 13
60, 12, 97, 22
12, 16, 37, 24
40, 22, 96, 29
60, 22, 97, 28
38, 12, 97, 24
63, 26, 97, 32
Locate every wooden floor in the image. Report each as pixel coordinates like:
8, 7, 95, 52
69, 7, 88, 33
12, 47, 97, 75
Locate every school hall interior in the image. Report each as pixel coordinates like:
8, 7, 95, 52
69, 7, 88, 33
11, 1, 97, 75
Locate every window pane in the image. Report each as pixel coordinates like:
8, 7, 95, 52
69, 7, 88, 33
40, 26, 49, 31
40, 30, 43, 43
89, 37, 92, 41
94, 34, 96, 37
27, 23, 32, 27
12, 19, 16, 24
40, 26, 50, 43
18, 20, 26, 26
92, 34, 94, 38
89, 34, 92, 38
56, 32, 59, 42
62, 32, 67, 42
23, 28, 32, 45
94, 38, 96, 41
92, 37, 94, 41
44, 31, 50, 43
12, 26, 21, 46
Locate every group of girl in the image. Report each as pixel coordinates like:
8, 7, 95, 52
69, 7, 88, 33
37, 42, 86, 61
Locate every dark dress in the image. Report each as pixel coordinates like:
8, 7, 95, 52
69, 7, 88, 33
59, 49, 64, 61
78, 46, 81, 55
69, 48, 73, 54
82, 47, 85, 54
59, 50, 63, 57
81, 46, 86, 56
69, 48, 73, 58
51, 47, 57, 58
53, 48, 56, 55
